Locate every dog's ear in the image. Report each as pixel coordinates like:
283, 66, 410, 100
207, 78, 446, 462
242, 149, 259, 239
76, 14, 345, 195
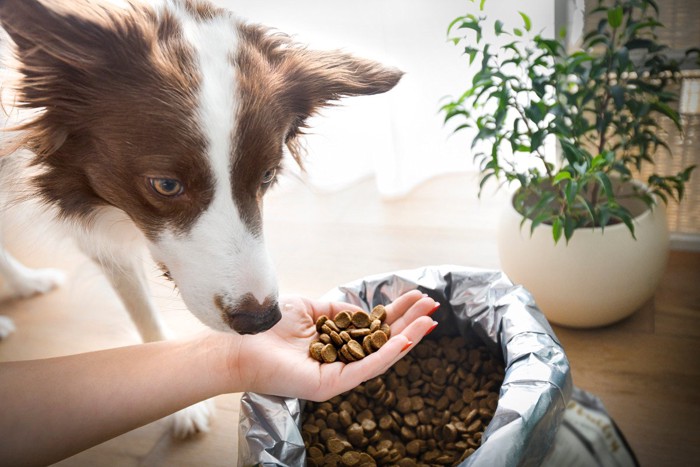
0, 0, 149, 80
275, 38, 403, 163
282, 48, 404, 112
0, 0, 151, 153
237, 24, 402, 163
280, 48, 403, 138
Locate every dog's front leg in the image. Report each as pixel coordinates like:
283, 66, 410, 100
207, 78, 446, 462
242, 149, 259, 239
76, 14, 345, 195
0, 248, 65, 303
0, 245, 65, 339
98, 256, 171, 343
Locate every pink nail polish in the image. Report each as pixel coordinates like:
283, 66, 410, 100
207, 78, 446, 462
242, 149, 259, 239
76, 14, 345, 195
428, 303, 441, 315
401, 341, 413, 352
425, 321, 438, 336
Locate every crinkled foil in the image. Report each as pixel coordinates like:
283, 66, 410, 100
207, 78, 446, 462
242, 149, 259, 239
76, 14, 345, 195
239, 265, 573, 467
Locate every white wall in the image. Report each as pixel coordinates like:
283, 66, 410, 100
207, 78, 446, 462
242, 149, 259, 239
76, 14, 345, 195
214, 0, 556, 197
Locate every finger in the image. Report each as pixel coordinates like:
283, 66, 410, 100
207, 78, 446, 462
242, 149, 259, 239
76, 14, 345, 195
327, 316, 437, 397
386, 295, 439, 335
373, 315, 438, 371
383, 290, 425, 324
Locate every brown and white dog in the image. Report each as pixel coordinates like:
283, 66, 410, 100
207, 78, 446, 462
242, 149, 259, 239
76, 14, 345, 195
0, 0, 401, 435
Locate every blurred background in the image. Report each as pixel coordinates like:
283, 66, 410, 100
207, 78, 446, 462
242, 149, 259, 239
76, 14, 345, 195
224, 0, 700, 248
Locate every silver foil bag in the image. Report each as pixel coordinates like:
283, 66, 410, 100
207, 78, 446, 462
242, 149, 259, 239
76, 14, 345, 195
238, 265, 573, 466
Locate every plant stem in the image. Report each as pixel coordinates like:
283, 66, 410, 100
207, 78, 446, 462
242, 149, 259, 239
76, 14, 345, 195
512, 99, 554, 179
592, 22, 620, 212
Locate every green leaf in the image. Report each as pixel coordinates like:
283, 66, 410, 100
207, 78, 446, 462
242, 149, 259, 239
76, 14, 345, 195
564, 179, 578, 206
648, 0, 660, 15
560, 140, 588, 165
595, 172, 614, 201
530, 131, 545, 151
478, 172, 496, 195
447, 16, 465, 36
576, 195, 596, 224
536, 37, 563, 55
480, 0, 486, 11
519, 12, 532, 32
586, 35, 610, 48
607, 6, 623, 28
464, 46, 479, 64
553, 171, 572, 184
625, 38, 654, 50
613, 207, 636, 239
495, 20, 505, 36
514, 28, 523, 37
454, 15, 484, 43
628, 20, 663, 36
525, 103, 544, 124
530, 212, 552, 235
650, 101, 682, 131
552, 217, 563, 244
564, 216, 576, 242
598, 206, 611, 230
459, 19, 482, 36
614, 46, 630, 69
682, 165, 696, 181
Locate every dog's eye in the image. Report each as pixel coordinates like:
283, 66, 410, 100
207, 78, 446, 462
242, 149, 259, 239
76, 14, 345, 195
149, 178, 184, 197
261, 168, 277, 186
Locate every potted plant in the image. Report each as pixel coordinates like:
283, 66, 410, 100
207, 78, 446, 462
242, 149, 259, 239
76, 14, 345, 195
441, 0, 698, 327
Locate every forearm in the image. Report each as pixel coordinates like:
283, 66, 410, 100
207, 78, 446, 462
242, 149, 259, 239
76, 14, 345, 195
0, 331, 236, 466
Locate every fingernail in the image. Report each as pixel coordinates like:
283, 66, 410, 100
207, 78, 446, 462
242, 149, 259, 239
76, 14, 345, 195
401, 340, 413, 352
425, 321, 439, 336
428, 302, 441, 316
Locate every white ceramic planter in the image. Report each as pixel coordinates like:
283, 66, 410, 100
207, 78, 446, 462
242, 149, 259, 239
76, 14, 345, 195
497, 198, 669, 328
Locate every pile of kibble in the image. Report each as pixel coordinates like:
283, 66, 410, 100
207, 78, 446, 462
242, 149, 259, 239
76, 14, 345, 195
302, 335, 505, 466
309, 305, 391, 364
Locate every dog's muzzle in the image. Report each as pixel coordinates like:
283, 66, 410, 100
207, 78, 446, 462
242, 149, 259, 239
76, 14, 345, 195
216, 293, 281, 335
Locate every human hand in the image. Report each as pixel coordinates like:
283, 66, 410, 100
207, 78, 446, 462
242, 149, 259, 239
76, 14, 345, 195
227, 290, 438, 401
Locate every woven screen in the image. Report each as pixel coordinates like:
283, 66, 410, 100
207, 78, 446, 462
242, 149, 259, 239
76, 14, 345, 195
584, 0, 700, 238
583, 0, 700, 56
640, 77, 700, 237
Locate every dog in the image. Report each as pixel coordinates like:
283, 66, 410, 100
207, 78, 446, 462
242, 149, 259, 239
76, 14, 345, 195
0, 0, 401, 436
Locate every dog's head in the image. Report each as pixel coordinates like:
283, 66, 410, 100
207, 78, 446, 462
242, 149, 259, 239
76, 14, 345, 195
0, 0, 402, 334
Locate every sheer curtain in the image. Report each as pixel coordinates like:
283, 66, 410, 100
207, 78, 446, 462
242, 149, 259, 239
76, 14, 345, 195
219, 0, 556, 197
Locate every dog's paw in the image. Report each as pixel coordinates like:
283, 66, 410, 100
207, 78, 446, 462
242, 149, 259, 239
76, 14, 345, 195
0, 267, 66, 301
170, 399, 216, 438
0, 315, 16, 339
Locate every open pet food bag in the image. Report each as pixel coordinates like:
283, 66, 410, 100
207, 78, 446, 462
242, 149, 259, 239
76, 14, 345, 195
238, 266, 637, 466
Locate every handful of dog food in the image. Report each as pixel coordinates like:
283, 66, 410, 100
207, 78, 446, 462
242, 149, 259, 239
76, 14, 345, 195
310, 305, 391, 364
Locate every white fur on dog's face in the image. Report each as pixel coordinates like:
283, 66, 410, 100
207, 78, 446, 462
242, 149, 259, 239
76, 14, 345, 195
145, 5, 281, 334
0, 0, 402, 334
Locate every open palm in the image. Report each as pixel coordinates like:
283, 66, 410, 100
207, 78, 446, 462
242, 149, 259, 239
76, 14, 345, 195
233, 290, 438, 401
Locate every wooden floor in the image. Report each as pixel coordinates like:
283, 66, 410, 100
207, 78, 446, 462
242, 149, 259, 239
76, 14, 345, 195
0, 172, 698, 466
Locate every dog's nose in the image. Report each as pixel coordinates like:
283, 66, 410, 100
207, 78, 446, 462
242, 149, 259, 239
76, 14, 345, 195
215, 293, 281, 335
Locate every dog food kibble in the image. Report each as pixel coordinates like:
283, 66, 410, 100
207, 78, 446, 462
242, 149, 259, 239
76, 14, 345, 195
310, 306, 390, 364
302, 336, 505, 466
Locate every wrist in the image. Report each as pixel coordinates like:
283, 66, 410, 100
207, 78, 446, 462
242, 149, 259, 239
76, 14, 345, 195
193, 330, 244, 396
